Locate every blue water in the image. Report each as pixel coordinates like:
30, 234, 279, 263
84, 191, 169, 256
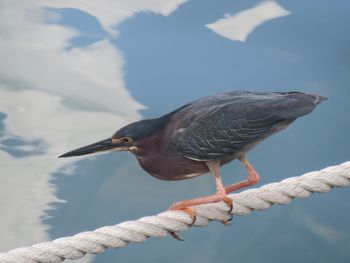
1, 1, 350, 262
48, 7, 109, 49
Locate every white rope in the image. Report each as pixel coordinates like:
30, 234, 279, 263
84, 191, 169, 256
1, 161, 349, 263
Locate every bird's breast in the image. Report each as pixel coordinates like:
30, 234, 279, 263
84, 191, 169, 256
135, 150, 209, 180
131, 133, 209, 181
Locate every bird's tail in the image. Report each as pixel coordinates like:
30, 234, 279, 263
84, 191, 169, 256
286, 91, 327, 105
300, 93, 327, 106
277, 92, 327, 119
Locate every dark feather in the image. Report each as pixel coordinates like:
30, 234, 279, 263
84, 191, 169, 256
171, 91, 325, 161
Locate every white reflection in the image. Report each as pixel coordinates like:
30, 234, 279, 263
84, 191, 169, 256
0, 88, 127, 252
0, 0, 186, 259
206, 1, 290, 42
301, 213, 346, 242
40, 0, 187, 35
0, 1, 144, 116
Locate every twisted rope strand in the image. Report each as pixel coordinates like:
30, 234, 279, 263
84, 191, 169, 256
1, 161, 349, 263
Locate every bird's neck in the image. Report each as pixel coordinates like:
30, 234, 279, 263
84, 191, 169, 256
129, 114, 174, 157
130, 129, 166, 158
129, 125, 174, 177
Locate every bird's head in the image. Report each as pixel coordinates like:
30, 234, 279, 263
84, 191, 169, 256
58, 117, 169, 158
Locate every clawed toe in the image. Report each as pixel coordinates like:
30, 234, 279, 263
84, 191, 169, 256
169, 205, 196, 225
167, 194, 233, 240
222, 196, 233, 213
168, 205, 196, 241
221, 215, 233, 226
170, 231, 184, 241
219, 196, 233, 225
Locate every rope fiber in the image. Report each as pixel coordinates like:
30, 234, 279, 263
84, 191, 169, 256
1, 161, 349, 263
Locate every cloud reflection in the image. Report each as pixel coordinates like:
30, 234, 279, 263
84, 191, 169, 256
0, 88, 127, 252
40, 0, 187, 35
300, 213, 346, 242
0, 0, 186, 258
206, 1, 290, 42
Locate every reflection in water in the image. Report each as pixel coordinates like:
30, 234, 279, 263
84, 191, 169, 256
0, 1, 187, 262
206, 1, 290, 42
1, 136, 46, 158
0, 88, 133, 254
1, 0, 350, 263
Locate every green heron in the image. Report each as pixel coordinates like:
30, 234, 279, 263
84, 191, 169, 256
60, 91, 326, 235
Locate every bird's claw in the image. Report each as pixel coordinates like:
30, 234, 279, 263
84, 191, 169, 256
170, 231, 184, 241
221, 215, 233, 226
222, 196, 233, 213
168, 206, 196, 241
220, 196, 233, 225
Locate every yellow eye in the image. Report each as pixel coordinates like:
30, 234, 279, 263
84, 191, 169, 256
121, 137, 133, 144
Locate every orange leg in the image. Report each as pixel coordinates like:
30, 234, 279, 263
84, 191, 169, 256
168, 157, 260, 240
225, 157, 260, 194
170, 158, 260, 210
169, 160, 232, 211
168, 161, 232, 240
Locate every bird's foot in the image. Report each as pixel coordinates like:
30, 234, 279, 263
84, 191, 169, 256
221, 196, 233, 213
167, 195, 234, 239
220, 196, 234, 225
168, 205, 196, 241
223, 215, 234, 225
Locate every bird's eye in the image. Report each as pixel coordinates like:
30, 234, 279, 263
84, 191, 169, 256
121, 137, 133, 144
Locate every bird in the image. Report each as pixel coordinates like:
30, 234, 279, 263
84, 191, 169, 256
59, 91, 326, 236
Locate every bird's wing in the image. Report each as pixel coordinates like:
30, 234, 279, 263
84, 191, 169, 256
171, 94, 293, 161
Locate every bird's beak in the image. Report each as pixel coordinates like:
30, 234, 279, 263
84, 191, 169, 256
58, 138, 128, 158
